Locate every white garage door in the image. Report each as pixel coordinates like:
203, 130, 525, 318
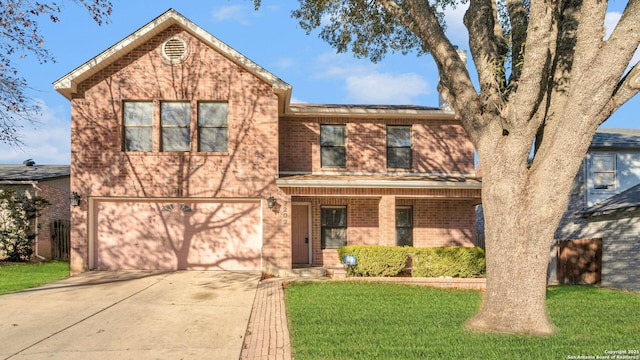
92, 199, 262, 271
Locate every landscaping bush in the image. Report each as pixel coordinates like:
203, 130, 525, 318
411, 247, 486, 278
0, 187, 50, 262
337, 245, 409, 277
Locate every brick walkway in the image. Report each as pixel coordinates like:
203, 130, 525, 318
240, 278, 292, 360
238, 275, 485, 359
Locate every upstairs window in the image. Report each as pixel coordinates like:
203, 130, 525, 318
123, 101, 153, 152
198, 102, 228, 152
321, 207, 347, 249
320, 124, 346, 168
591, 153, 616, 190
161, 102, 191, 152
387, 125, 412, 169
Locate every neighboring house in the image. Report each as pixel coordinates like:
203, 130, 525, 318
553, 128, 640, 289
573, 184, 640, 290
53, 9, 481, 275
0, 161, 70, 260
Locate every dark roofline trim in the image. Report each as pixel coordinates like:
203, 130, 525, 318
579, 205, 640, 218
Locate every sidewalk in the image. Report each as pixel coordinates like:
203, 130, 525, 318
240, 278, 292, 360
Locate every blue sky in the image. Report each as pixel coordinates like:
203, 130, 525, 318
1, 0, 638, 165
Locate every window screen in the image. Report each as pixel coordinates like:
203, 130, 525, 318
198, 102, 228, 152
123, 101, 153, 152
387, 126, 412, 169
396, 207, 413, 246
161, 102, 191, 152
321, 207, 347, 249
320, 125, 346, 168
592, 154, 616, 190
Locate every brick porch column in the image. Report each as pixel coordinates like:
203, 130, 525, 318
378, 195, 396, 246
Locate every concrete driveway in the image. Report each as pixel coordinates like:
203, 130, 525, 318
0, 270, 261, 360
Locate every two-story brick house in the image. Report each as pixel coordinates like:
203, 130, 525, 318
54, 9, 481, 275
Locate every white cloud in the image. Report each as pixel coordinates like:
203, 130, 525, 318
311, 52, 375, 79
603, 11, 639, 72
274, 57, 297, 70
345, 72, 430, 104
0, 100, 70, 165
604, 11, 622, 40
310, 52, 431, 104
212, 5, 252, 25
442, 3, 469, 47
320, 13, 332, 27
631, 49, 640, 69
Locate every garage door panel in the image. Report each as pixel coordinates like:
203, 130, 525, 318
94, 200, 261, 271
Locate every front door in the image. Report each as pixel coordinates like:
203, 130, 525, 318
291, 204, 310, 264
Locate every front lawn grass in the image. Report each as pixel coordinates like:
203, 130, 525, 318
0, 261, 69, 295
285, 282, 640, 360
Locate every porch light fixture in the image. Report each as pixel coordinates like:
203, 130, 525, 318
267, 195, 276, 209
70, 192, 81, 207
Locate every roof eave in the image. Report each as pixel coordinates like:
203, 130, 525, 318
281, 106, 456, 119
579, 205, 640, 218
275, 179, 482, 189
0, 180, 39, 185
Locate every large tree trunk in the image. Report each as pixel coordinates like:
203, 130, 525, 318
466, 134, 587, 335
466, 183, 557, 335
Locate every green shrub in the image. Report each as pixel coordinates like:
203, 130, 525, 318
411, 247, 486, 278
337, 245, 409, 277
0, 187, 50, 262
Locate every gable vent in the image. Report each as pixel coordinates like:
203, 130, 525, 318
163, 37, 187, 61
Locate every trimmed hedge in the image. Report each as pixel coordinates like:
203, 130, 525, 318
337, 245, 486, 278
337, 245, 409, 277
411, 247, 486, 278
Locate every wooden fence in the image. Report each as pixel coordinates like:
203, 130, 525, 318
50, 220, 70, 261
557, 238, 602, 285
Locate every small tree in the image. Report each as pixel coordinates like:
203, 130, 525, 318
0, 188, 50, 262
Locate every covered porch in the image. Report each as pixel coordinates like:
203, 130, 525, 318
277, 174, 482, 267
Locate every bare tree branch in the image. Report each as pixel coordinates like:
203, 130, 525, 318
504, 0, 558, 134
0, 0, 112, 145
505, 0, 528, 89
598, 62, 640, 124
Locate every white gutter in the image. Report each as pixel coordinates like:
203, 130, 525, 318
276, 178, 482, 189
0, 180, 38, 185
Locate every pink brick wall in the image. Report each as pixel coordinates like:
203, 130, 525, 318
35, 180, 70, 259
295, 194, 478, 267
0, 181, 69, 260
280, 117, 474, 174
397, 198, 477, 247
69, 26, 289, 273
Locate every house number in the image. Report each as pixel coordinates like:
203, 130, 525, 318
282, 205, 288, 225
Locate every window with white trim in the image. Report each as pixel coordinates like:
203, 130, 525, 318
591, 153, 616, 190
123, 101, 153, 152
198, 102, 228, 152
161, 102, 191, 152
122, 100, 229, 153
